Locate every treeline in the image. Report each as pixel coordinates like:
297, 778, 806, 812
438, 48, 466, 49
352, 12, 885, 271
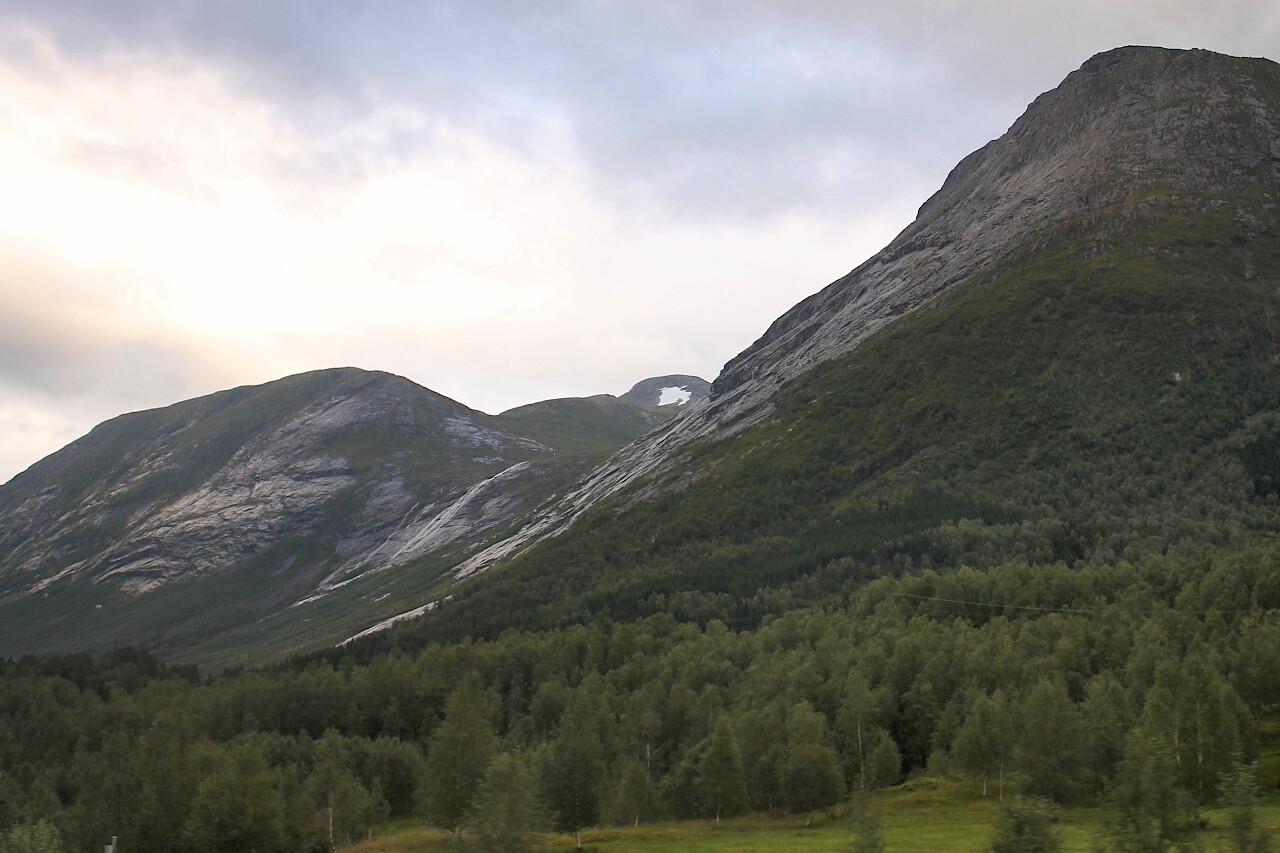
2, 549, 1279, 850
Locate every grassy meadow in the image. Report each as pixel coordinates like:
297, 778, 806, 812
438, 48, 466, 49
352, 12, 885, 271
344, 778, 1280, 853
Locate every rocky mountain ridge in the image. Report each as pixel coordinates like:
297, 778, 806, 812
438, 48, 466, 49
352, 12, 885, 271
1, 369, 530, 596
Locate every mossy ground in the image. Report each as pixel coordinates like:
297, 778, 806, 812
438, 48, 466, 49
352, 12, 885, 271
350, 716, 1280, 852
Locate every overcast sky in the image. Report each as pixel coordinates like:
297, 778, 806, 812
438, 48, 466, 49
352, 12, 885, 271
1, 1, 1277, 483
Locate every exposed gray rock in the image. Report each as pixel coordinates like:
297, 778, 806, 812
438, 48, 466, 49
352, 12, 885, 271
0, 368, 544, 597
309, 459, 544, 600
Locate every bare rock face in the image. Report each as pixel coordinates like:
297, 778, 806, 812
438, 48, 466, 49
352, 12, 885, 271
0, 368, 551, 597
309, 459, 544, 600
455, 46, 1280, 574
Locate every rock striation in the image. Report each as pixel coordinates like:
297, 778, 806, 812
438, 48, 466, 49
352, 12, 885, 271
0, 367, 706, 660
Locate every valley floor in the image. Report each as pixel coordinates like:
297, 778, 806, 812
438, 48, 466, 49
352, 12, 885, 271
342, 779, 1280, 853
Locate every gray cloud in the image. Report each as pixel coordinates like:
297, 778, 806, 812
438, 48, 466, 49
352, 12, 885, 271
5, 1, 1276, 220
0, 1, 1050, 217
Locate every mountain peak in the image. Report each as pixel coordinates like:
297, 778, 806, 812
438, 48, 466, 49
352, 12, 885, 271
716, 46, 1280, 401
445, 47, 1280, 583
408, 46, 1280, 649
620, 375, 711, 408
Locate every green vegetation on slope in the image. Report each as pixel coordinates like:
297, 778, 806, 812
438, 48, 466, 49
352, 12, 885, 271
494, 395, 668, 459
372, 187, 1280, 650
3, 553, 1280, 851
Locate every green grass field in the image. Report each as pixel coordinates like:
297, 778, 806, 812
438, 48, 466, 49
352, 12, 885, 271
344, 778, 1280, 853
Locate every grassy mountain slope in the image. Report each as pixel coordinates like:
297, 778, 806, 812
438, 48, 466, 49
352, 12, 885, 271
494, 395, 672, 459
367, 183, 1280, 650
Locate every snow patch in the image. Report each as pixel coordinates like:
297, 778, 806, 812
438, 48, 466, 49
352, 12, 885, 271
658, 386, 692, 406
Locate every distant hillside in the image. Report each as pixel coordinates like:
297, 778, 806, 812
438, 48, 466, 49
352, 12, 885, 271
364, 46, 1280, 648
0, 368, 705, 665
619, 375, 712, 409
493, 395, 670, 458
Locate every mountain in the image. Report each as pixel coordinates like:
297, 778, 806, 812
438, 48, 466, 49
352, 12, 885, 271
619, 375, 713, 409
4, 45, 1279, 853
366, 46, 1280, 647
0, 368, 707, 665
5, 46, 1279, 667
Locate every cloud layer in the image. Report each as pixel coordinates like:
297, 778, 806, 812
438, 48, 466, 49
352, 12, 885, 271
0, 1, 1277, 482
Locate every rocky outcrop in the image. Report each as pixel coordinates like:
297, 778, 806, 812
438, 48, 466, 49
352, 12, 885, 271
713, 47, 1280, 406
308, 459, 545, 600
0, 369, 538, 596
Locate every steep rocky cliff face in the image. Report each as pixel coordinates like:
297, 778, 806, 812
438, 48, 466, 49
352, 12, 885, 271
452, 46, 1280, 576
716, 47, 1280, 400
0, 368, 706, 662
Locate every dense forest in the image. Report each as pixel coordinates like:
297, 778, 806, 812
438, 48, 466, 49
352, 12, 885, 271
2, 547, 1278, 851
